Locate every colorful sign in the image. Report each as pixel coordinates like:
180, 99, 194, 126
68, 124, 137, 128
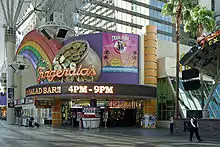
18, 31, 139, 85
37, 64, 96, 83
102, 33, 138, 73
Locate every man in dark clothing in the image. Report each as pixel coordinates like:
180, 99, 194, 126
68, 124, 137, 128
29, 117, 34, 127
189, 116, 203, 142
169, 115, 174, 134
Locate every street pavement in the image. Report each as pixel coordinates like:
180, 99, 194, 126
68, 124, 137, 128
0, 121, 219, 147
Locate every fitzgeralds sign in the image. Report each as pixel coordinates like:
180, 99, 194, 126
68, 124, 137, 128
37, 64, 96, 83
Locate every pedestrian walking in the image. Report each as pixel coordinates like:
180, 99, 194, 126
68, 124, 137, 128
169, 115, 174, 134
189, 116, 203, 142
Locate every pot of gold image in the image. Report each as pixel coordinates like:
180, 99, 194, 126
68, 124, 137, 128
53, 40, 101, 82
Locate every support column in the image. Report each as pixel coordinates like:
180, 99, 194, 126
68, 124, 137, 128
45, 108, 49, 119
37, 108, 41, 124
5, 28, 16, 125
143, 25, 158, 116
203, 66, 220, 118
52, 99, 62, 127
144, 25, 157, 85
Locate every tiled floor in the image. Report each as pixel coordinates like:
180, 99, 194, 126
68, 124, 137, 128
0, 121, 219, 147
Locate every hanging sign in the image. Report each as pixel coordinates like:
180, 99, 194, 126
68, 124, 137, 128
35, 100, 53, 108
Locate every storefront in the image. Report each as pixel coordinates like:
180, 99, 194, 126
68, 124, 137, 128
0, 92, 6, 120
13, 97, 52, 126
17, 30, 157, 128
26, 82, 156, 127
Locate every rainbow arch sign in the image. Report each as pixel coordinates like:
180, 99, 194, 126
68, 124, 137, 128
16, 30, 62, 70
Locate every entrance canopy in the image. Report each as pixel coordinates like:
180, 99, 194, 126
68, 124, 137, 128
25, 82, 157, 99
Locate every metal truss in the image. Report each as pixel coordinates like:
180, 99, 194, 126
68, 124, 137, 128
74, 0, 116, 35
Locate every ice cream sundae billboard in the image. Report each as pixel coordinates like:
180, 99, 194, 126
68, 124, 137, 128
102, 33, 138, 73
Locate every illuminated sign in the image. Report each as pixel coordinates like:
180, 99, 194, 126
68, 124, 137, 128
37, 64, 96, 82
25, 83, 157, 98
68, 85, 114, 94
197, 30, 220, 48
26, 86, 62, 96
35, 100, 53, 108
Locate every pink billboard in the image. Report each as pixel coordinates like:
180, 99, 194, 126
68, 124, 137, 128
102, 33, 139, 73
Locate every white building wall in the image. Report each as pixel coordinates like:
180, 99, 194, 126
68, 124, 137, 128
21, 58, 37, 98
0, 27, 5, 71
157, 40, 191, 78
157, 57, 178, 78
157, 40, 191, 60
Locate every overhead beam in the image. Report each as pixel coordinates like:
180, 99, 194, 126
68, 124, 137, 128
10, 0, 14, 27
13, 0, 24, 26
0, 0, 9, 25
78, 10, 142, 29
16, 10, 35, 29
6, 0, 11, 26
124, 0, 162, 12
95, 1, 173, 27
77, 23, 118, 33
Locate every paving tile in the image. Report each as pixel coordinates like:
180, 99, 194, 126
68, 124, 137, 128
0, 121, 220, 147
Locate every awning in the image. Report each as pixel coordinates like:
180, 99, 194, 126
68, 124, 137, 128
25, 82, 157, 99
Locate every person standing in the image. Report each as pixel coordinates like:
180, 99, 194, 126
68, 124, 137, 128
169, 115, 174, 134
189, 116, 203, 142
103, 109, 108, 128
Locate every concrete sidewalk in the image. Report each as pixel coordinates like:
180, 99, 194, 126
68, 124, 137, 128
1, 121, 220, 147
39, 123, 220, 143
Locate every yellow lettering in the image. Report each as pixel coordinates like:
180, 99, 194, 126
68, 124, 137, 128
105, 86, 114, 94
43, 87, 48, 94
48, 87, 52, 93
51, 87, 57, 93
57, 86, 61, 93
39, 88, 42, 94
79, 86, 88, 93
99, 86, 105, 93
74, 86, 80, 93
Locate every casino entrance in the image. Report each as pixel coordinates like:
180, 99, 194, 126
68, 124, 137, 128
60, 98, 143, 128
26, 82, 157, 128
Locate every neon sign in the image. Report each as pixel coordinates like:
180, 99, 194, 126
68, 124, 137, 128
37, 64, 96, 82
68, 85, 114, 94
26, 86, 62, 96
197, 30, 220, 48
25, 83, 157, 98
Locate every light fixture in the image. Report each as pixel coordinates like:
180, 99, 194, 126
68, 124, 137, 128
57, 29, 68, 38
41, 29, 52, 40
